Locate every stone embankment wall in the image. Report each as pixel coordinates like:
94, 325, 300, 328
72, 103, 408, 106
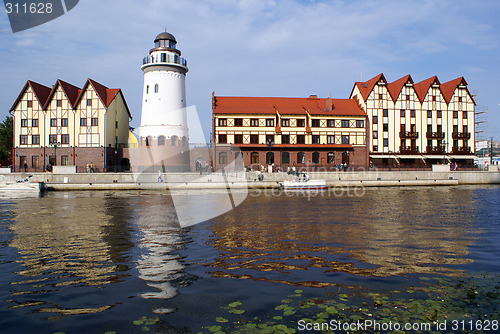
2, 170, 500, 190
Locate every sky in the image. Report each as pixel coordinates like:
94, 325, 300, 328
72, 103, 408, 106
1, 0, 499, 142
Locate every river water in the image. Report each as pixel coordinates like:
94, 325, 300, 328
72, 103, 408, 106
1, 186, 500, 333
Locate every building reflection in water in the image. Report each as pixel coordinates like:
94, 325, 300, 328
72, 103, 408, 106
207, 187, 477, 287
132, 194, 188, 307
7, 192, 134, 314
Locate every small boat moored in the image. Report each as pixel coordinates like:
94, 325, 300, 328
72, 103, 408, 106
277, 174, 328, 191
0, 176, 46, 193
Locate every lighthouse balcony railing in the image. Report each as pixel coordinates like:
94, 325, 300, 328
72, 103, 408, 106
143, 55, 187, 67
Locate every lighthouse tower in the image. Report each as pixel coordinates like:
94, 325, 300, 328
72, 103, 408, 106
138, 31, 190, 172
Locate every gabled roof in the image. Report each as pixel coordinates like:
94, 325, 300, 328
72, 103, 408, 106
213, 96, 366, 117
386, 75, 413, 102
10, 79, 132, 119
76, 79, 132, 119
413, 76, 440, 102
44, 79, 81, 108
440, 77, 469, 104
9, 80, 51, 112
350, 73, 386, 101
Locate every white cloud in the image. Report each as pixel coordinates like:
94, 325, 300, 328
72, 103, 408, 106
1, 0, 500, 137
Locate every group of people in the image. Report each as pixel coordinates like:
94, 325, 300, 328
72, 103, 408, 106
85, 163, 95, 173
335, 163, 349, 171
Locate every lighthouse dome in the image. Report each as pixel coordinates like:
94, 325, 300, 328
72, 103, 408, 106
154, 32, 177, 43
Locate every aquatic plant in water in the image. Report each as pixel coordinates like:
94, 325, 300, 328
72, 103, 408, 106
200, 273, 500, 334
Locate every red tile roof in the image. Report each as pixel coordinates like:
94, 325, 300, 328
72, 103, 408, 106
9, 80, 51, 112
213, 96, 366, 117
440, 77, 467, 104
43, 79, 81, 108
10, 79, 132, 119
413, 76, 440, 102
351, 73, 386, 101
352, 74, 474, 106
386, 75, 412, 102
28, 80, 52, 106
57, 79, 81, 107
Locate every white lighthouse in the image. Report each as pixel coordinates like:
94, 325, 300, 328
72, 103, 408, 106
138, 31, 190, 172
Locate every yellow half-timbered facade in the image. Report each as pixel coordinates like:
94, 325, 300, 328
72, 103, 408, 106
10, 79, 131, 172
350, 74, 475, 167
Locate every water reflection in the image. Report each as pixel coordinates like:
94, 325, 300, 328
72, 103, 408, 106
207, 187, 477, 287
133, 194, 187, 304
6, 193, 133, 314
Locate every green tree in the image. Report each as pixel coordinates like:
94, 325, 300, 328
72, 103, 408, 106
0, 116, 13, 166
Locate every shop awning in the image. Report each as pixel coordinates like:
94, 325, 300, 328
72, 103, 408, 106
449, 155, 475, 160
396, 155, 426, 161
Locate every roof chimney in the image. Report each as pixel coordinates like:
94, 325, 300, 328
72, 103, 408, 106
326, 94, 333, 111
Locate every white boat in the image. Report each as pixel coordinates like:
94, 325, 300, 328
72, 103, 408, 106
278, 178, 328, 190
0, 180, 46, 192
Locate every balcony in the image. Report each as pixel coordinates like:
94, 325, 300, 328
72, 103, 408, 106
426, 146, 445, 154
399, 131, 419, 139
400, 145, 420, 154
452, 146, 472, 154
426, 132, 445, 139
142, 54, 188, 68
452, 132, 471, 140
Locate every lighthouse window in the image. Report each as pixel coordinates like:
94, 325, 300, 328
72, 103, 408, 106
146, 85, 149, 94
171, 136, 178, 146
161, 53, 166, 62
154, 84, 159, 93
158, 136, 165, 146
145, 136, 152, 146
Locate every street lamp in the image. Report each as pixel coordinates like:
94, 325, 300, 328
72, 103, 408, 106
266, 138, 274, 167
442, 140, 447, 165
388, 150, 393, 171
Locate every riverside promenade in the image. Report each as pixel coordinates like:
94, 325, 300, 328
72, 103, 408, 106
2, 168, 500, 190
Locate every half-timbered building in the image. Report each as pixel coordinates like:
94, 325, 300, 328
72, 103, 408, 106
212, 94, 369, 171
10, 79, 131, 172
350, 74, 475, 167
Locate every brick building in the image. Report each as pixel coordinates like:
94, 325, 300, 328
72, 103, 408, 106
212, 94, 369, 171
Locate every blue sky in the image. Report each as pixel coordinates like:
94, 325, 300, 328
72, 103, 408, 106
1, 0, 499, 142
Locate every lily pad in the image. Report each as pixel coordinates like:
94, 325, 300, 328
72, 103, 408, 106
216, 317, 229, 323
228, 301, 242, 308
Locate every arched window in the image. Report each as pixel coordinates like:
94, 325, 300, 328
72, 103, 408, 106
312, 152, 320, 164
327, 152, 335, 164
251, 152, 259, 164
154, 84, 159, 93
219, 152, 227, 165
145, 136, 153, 147
282, 152, 290, 164
266, 152, 274, 164
146, 85, 149, 94
297, 152, 305, 164
158, 135, 165, 146
171, 136, 178, 146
